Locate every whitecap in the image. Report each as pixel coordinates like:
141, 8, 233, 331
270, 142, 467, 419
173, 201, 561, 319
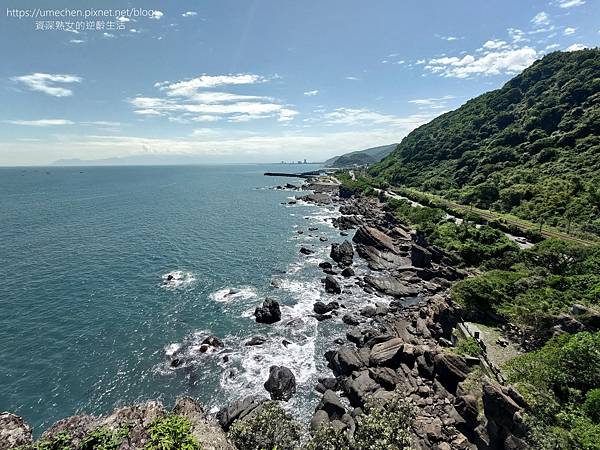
210, 286, 257, 303
161, 270, 196, 289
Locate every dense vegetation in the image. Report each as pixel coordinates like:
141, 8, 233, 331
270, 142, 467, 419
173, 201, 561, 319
504, 331, 600, 449
386, 197, 519, 267
324, 144, 397, 168
371, 49, 600, 235
452, 239, 600, 334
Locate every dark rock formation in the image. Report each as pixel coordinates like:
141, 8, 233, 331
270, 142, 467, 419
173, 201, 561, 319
325, 275, 342, 294
264, 366, 297, 401
217, 395, 268, 430
254, 298, 282, 324
330, 240, 354, 266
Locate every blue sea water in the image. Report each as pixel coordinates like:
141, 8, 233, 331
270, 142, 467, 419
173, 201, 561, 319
0, 164, 377, 435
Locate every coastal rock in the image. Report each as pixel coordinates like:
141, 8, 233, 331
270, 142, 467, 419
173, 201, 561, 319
254, 298, 282, 324
330, 240, 354, 267
341, 267, 355, 278
411, 245, 433, 268
318, 390, 346, 420
310, 410, 330, 432
216, 395, 268, 430
434, 353, 472, 392
333, 215, 362, 230
369, 338, 404, 367
264, 366, 297, 401
348, 371, 380, 406
325, 275, 342, 294
355, 244, 410, 271
364, 275, 420, 298
0, 413, 32, 450
300, 246, 315, 255
333, 346, 365, 375
319, 261, 333, 270
245, 336, 267, 346
296, 193, 332, 205
353, 226, 397, 253
201, 335, 224, 348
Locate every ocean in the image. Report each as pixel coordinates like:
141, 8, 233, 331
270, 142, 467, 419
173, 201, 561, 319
0, 164, 383, 435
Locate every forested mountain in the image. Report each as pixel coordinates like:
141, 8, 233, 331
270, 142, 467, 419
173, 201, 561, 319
371, 49, 600, 234
324, 144, 397, 167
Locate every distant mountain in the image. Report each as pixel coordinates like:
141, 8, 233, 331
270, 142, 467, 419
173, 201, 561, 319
371, 49, 600, 234
324, 144, 397, 168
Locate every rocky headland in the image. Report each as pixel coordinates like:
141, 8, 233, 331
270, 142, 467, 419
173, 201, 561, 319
1, 178, 530, 450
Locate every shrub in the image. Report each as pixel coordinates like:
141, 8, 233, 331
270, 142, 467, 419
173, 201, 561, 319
80, 426, 130, 450
305, 425, 352, 450
353, 393, 414, 450
453, 337, 482, 357
584, 389, 600, 423
228, 402, 301, 450
145, 415, 201, 450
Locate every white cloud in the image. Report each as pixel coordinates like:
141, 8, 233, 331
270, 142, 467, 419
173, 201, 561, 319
117, 16, 130, 23
482, 39, 509, 50
408, 95, 455, 109
130, 73, 297, 123
182, 11, 197, 17
508, 28, 527, 43
345, 76, 359, 81
531, 12, 550, 27
415, 59, 426, 65
4, 119, 75, 126
440, 36, 460, 41
563, 27, 577, 36
303, 90, 319, 96
69, 39, 85, 44
130, 29, 140, 34
425, 47, 537, 78
566, 43, 587, 51
11, 73, 82, 97
149, 11, 164, 20
322, 108, 441, 130
556, 0, 585, 8
546, 43, 561, 50
103, 32, 115, 38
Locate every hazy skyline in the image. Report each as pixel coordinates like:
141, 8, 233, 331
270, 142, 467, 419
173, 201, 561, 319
1, 0, 598, 165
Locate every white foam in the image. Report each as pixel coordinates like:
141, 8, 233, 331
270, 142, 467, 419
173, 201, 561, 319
161, 270, 196, 289
209, 286, 257, 303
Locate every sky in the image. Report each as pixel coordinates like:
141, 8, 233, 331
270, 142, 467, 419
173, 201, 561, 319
0, 0, 598, 166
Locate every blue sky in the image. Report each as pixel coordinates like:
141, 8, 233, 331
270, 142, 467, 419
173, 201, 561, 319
0, 0, 598, 165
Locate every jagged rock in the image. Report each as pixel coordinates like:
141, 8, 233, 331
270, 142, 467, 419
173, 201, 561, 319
297, 193, 332, 205
369, 338, 404, 367
333, 215, 362, 230
264, 366, 296, 401
330, 241, 354, 266
334, 346, 365, 375
454, 394, 479, 428
434, 353, 472, 392
325, 275, 342, 294
314, 301, 338, 315
341, 267, 355, 277
254, 298, 282, 324
360, 305, 377, 318
216, 395, 268, 430
342, 314, 361, 326
353, 226, 397, 253
364, 275, 420, 298
201, 335, 224, 348
368, 367, 401, 390
348, 371, 380, 406
411, 245, 432, 268
319, 261, 333, 270
245, 336, 267, 346
356, 244, 410, 271
300, 246, 315, 255
0, 413, 32, 450
482, 381, 526, 437
318, 390, 346, 420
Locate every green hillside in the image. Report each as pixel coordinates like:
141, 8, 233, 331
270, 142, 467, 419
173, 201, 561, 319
371, 49, 600, 235
324, 143, 397, 167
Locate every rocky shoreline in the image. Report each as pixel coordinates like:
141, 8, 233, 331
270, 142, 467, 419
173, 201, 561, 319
1, 179, 528, 449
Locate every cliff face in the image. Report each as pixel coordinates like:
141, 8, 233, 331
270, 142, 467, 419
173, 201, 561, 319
372, 49, 600, 234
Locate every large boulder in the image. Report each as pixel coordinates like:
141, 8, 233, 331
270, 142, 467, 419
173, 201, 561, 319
353, 226, 397, 253
0, 413, 32, 450
347, 371, 380, 406
411, 245, 432, 268
333, 346, 365, 375
434, 353, 472, 392
364, 275, 420, 298
264, 366, 297, 401
369, 338, 404, 367
216, 395, 268, 430
254, 298, 282, 324
325, 275, 342, 294
330, 241, 354, 266
317, 390, 346, 420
